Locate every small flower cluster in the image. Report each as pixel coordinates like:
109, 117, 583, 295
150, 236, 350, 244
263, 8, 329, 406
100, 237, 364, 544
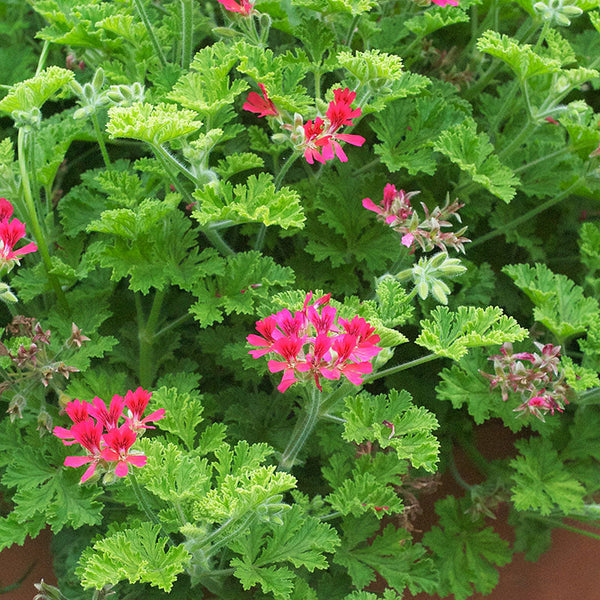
362, 184, 470, 253
0, 198, 37, 273
480, 342, 571, 421
217, 0, 254, 16
243, 85, 365, 165
247, 293, 382, 393
53, 388, 165, 483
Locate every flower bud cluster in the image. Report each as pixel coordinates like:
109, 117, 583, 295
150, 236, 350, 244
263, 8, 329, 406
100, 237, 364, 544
243, 85, 365, 165
533, 0, 582, 26
480, 341, 572, 421
1, 318, 90, 424
247, 292, 382, 393
53, 388, 165, 483
396, 252, 467, 304
363, 184, 470, 254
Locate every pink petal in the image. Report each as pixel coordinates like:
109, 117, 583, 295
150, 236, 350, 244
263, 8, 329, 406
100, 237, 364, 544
126, 454, 148, 467
115, 461, 129, 477
64, 455, 93, 468
362, 198, 381, 214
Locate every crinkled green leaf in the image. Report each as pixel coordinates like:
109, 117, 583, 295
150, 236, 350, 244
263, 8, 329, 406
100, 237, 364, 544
342, 389, 439, 471
504, 263, 600, 339
423, 496, 511, 600
433, 119, 518, 202
416, 306, 528, 360
107, 102, 201, 145
77, 522, 190, 592
511, 437, 586, 515
193, 173, 304, 230
405, 6, 470, 37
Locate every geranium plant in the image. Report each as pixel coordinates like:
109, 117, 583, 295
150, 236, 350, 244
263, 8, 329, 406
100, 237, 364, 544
1, 1, 600, 599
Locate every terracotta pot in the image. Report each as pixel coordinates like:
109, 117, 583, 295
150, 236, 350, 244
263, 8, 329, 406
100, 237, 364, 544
0, 528, 56, 600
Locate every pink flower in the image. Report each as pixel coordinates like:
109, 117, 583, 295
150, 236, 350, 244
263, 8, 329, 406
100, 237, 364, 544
431, 0, 459, 6
401, 232, 414, 248
362, 184, 415, 225
0, 200, 37, 270
124, 387, 165, 431
248, 292, 382, 393
217, 0, 254, 16
88, 394, 125, 431
243, 83, 278, 118
297, 88, 365, 164
101, 424, 147, 477
63, 419, 104, 483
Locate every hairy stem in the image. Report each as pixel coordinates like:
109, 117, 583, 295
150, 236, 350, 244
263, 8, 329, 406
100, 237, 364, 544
180, 0, 194, 69
91, 112, 111, 167
279, 386, 321, 471
17, 129, 68, 311
362, 352, 438, 384
132, 0, 168, 68
137, 288, 166, 388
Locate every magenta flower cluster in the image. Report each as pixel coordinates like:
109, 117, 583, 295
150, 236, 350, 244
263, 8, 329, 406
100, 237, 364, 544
247, 293, 382, 393
481, 342, 571, 421
53, 388, 165, 482
363, 184, 469, 253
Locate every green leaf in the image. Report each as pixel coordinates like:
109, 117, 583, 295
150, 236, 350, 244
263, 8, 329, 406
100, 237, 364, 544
503, 263, 600, 339
107, 102, 202, 145
77, 522, 190, 592
215, 153, 265, 181
405, 6, 470, 37
193, 173, 305, 230
433, 119, 519, 202
423, 497, 511, 600
0, 65, 73, 115
231, 558, 295, 599
416, 306, 528, 360
151, 386, 205, 450
511, 437, 586, 515
335, 519, 437, 595
477, 30, 561, 80
290, 0, 376, 15
342, 389, 440, 472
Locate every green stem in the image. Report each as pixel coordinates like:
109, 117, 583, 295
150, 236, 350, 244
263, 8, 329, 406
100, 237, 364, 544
448, 450, 475, 492
129, 471, 174, 545
151, 143, 196, 183
204, 228, 235, 256
137, 288, 166, 388
470, 179, 582, 249
362, 353, 438, 384
91, 113, 111, 167
154, 312, 192, 338
35, 40, 50, 76
575, 387, 600, 405
529, 514, 600, 541
132, 0, 168, 68
180, 0, 193, 69
17, 129, 68, 310
345, 15, 360, 47
279, 386, 321, 471
274, 151, 300, 190
353, 157, 380, 176
457, 434, 492, 477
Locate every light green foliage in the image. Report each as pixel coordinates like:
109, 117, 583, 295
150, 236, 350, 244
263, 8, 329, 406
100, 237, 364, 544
230, 505, 339, 599
372, 89, 468, 175
152, 386, 205, 450
136, 438, 212, 504
168, 41, 249, 122
216, 153, 265, 180
342, 389, 439, 471
342, 591, 403, 600
0, 432, 103, 550
87, 195, 210, 293
193, 173, 305, 229
236, 45, 314, 114
0, 65, 73, 115
579, 222, 600, 295
423, 497, 511, 600
434, 119, 518, 202
107, 102, 202, 145
372, 277, 415, 329
290, 0, 377, 15
335, 517, 437, 595
477, 30, 562, 80
189, 251, 294, 327
511, 437, 586, 515
405, 6, 470, 37
416, 306, 528, 360
77, 522, 190, 591
503, 263, 600, 340
561, 355, 600, 391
